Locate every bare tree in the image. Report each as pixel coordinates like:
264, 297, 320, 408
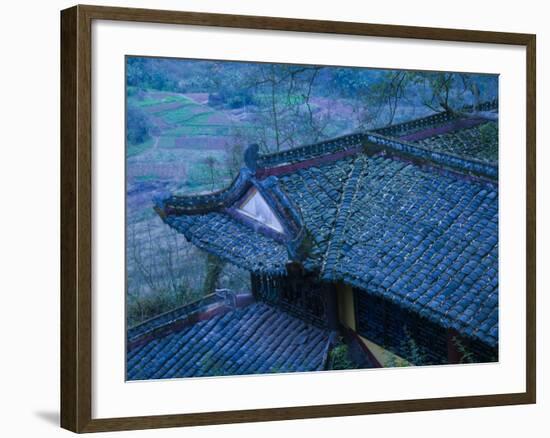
202, 253, 226, 296
225, 142, 244, 179
368, 71, 498, 126
126, 218, 205, 326
203, 155, 218, 191
237, 64, 326, 153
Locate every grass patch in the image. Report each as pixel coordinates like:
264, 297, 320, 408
185, 162, 215, 189
148, 101, 195, 115
134, 174, 160, 182
158, 136, 177, 148
180, 151, 230, 193
163, 125, 233, 137
127, 287, 204, 328
129, 92, 192, 109
160, 106, 211, 124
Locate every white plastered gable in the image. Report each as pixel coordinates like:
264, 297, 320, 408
237, 188, 284, 233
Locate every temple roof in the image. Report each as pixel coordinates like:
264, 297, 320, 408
154, 104, 499, 348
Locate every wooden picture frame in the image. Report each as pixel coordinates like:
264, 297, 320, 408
60, 4, 536, 433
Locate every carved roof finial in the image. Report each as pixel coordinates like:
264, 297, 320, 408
244, 144, 259, 172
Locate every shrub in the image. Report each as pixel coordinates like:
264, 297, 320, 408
126, 106, 153, 145
127, 283, 203, 328
400, 326, 427, 365
452, 336, 475, 364
329, 343, 357, 370
385, 326, 428, 367
479, 122, 498, 147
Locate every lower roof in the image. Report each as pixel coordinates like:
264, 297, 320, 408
127, 301, 330, 380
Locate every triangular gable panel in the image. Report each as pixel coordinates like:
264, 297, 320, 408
237, 188, 284, 233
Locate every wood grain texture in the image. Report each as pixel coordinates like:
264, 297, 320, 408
60, 5, 78, 432
78, 3, 534, 44
525, 34, 536, 404
60, 4, 537, 433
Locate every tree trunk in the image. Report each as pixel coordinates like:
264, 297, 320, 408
202, 253, 226, 296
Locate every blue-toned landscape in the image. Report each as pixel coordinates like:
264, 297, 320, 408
126, 57, 498, 378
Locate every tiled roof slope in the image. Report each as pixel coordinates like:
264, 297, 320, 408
127, 302, 329, 380
164, 212, 289, 274
277, 157, 355, 271
413, 122, 498, 163
320, 155, 498, 347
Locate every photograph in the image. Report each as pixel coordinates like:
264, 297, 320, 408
125, 57, 500, 380
0, 0, 542, 435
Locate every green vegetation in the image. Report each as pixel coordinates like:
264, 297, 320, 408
202, 254, 225, 296
126, 106, 154, 145
479, 121, 499, 147
157, 136, 176, 148
126, 215, 251, 327
162, 125, 234, 138
328, 342, 357, 370
160, 106, 210, 125
147, 97, 192, 110
400, 327, 427, 365
134, 174, 160, 182
268, 362, 284, 373
385, 326, 426, 367
452, 336, 476, 364
127, 88, 191, 109
127, 285, 203, 328
197, 352, 234, 377
127, 137, 155, 158
168, 150, 228, 192
384, 354, 410, 368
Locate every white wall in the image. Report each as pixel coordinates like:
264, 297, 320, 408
0, 0, 546, 436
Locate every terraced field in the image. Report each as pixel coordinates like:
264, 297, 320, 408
126, 90, 253, 326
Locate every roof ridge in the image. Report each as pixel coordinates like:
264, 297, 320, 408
321, 156, 368, 279
257, 133, 365, 169
254, 99, 498, 177
156, 167, 253, 216
365, 132, 498, 180
371, 98, 498, 138
128, 292, 256, 348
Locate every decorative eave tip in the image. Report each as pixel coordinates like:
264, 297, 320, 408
244, 143, 259, 173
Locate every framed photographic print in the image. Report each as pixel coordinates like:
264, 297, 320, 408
60, 4, 536, 433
